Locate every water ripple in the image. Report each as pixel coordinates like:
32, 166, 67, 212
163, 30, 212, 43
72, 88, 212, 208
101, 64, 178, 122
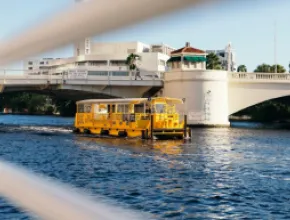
0, 116, 289, 219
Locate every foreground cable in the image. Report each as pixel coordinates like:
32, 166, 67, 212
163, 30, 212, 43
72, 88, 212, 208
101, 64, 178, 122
0, 160, 146, 220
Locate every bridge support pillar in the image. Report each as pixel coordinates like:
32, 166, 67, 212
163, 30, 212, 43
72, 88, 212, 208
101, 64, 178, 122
163, 70, 230, 127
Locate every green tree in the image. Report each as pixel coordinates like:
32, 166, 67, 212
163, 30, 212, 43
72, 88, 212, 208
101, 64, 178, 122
0, 92, 55, 114
54, 99, 76, 117
126, 53, 140, 73
254, 63, 286, 73
0, 92, 31, 112
271, 64, 286, 73
237, 65, 247, 72
206, 53, 222, 70
45, 105, 54, 115
254, 63, 271, 73
27, 94, 46, 113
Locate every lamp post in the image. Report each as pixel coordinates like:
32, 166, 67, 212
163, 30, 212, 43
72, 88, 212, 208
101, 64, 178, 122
274, 20, 277, 73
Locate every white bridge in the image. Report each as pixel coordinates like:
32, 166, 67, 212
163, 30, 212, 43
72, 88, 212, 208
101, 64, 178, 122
164, 70, 290, 126
228, 72, 290, 115
0, 70, 163, 100
2, 70, 290, 123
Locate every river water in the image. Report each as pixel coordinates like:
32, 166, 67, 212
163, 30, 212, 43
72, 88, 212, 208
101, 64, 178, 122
0, 115, 290, 219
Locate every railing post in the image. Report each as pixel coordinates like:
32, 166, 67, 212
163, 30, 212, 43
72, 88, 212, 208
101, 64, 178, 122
150, 114, 154, 139
183, 114, 187, 138
108, 71, 111, 85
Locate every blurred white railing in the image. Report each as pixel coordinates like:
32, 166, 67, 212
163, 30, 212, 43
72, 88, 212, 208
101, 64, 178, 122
0, 160, 146, 220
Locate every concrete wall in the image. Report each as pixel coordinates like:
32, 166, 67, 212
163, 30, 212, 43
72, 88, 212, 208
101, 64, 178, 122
163, 70, 230, 126
164, 70, 290, 126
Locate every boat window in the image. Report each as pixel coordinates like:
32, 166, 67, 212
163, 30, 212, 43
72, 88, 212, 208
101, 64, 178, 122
134, 104, 144, 113
84, 104, 91, 113
100, 104, 108, 113
77, 104, 84, 113
117, 104, 129, 113
153, 104, 165, 113
124, 105, 129, 113
108, 105, 116, 113
93, 104, 99, 113
94, 104, 108, 113
167, 104, 175, 114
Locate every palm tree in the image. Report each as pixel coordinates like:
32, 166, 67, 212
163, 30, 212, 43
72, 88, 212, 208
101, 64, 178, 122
206, 53, 222, 70
237, 65, 247, 72
254, 63, 286, 73
126, 53, 140, 78
271, 64, 286, 73
254, 63, 272, 73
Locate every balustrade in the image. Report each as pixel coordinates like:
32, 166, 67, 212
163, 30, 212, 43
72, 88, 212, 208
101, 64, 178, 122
229, 72, 290, 81
0, 68, 163, 85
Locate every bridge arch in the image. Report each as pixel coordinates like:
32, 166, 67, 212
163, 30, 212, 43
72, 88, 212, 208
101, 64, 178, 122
228, 82, 290, 115
1, 89, 117, 101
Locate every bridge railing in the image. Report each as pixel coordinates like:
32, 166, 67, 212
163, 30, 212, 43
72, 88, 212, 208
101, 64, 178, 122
229, 72, 290, 81
0, 69, 164, 86
0, 69, 163, 81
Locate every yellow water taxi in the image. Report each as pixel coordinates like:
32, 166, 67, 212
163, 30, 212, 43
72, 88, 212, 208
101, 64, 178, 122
73, 97, 191, 139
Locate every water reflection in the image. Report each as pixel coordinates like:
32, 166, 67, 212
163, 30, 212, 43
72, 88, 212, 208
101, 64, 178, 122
1, 116, 290, 219
76, 136, 185, 155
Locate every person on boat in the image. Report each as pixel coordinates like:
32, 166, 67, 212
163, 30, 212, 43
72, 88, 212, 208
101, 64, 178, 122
145, 104, 151, 114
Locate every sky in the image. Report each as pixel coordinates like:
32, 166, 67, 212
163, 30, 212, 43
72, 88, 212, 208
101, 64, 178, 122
0, 0, 289, 72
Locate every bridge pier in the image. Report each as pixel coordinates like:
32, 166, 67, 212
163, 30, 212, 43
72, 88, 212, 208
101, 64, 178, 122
163, 70, 230, 127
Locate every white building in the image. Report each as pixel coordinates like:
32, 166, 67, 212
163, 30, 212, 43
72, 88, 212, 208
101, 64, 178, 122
23, 58, 54, 75
24, 0, 176, 78
206, 42, 237, 72
23, 41, 175, 77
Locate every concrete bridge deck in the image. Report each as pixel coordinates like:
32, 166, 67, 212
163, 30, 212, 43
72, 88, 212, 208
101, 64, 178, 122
0, 72, 163, 100
2, 72, 290, 86
0, 74, 163, 86
1, 71, 290, 104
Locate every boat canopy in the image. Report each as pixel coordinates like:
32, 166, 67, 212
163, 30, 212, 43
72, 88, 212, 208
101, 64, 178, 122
76, 97, 183, 105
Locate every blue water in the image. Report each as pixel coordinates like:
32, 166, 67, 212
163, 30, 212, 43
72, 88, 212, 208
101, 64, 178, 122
0, 116, 290, 219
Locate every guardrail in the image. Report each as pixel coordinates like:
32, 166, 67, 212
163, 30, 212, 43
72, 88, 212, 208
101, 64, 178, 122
5, 71, 290, 85
0, 73, 163, 87
0, 69, 163, 83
